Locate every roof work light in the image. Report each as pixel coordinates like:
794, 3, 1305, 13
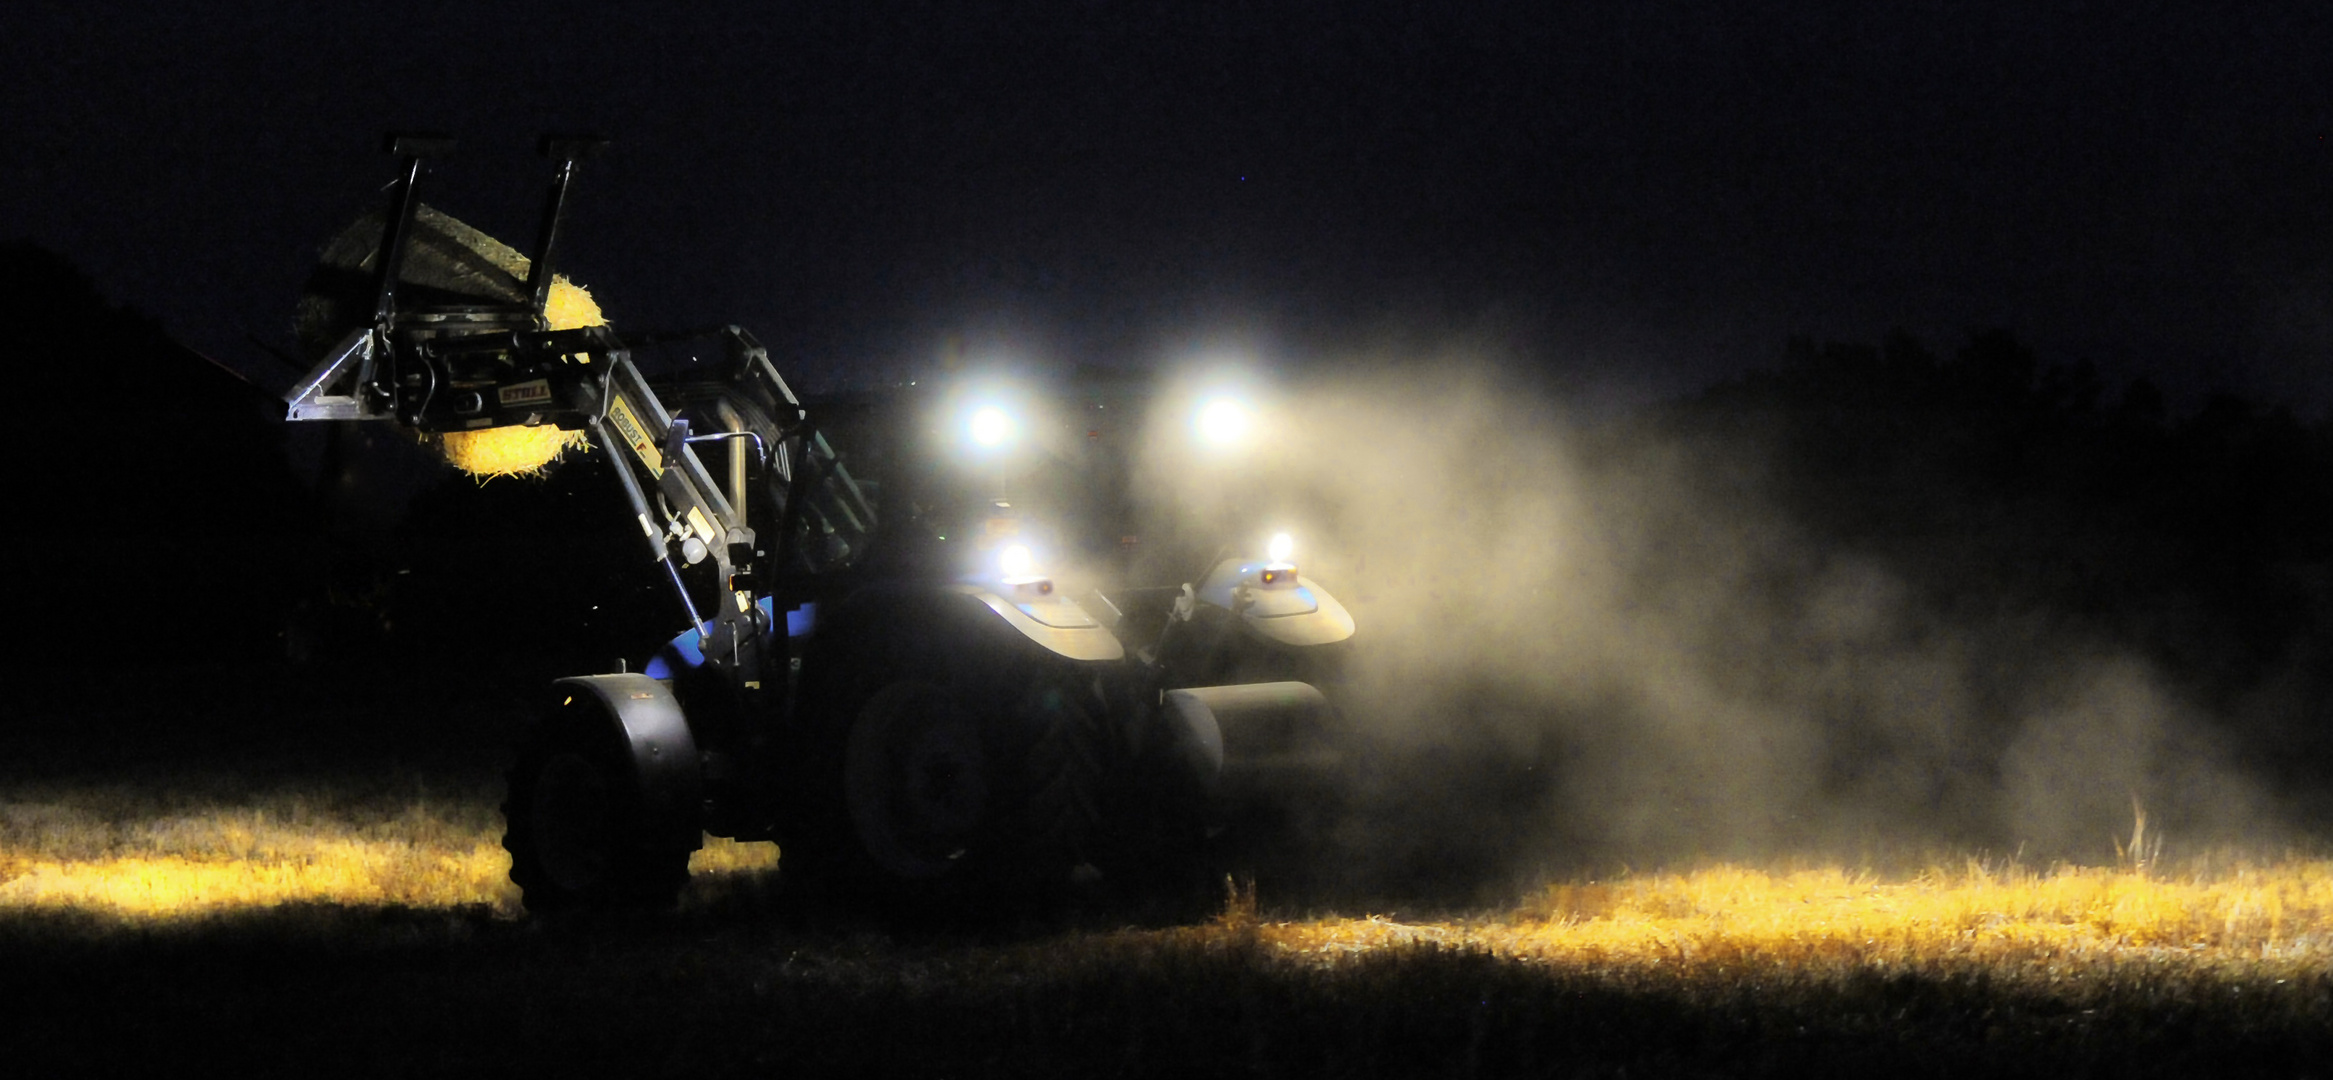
1195, 396, 1255, 449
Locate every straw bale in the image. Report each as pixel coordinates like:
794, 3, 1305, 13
295, 204, 605, 479
437, 277, 598, 478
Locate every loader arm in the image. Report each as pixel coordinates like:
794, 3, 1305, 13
279, 135, 875, 690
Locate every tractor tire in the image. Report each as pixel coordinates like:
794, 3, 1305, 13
780, 590, 1113, 918
1018, 670, 1108, 871
1085, 678, 1217, 915
840, 678, 992, 883
502, 710, 694, 913
777, 671, 1002, 919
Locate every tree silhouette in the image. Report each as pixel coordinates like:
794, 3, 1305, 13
2, 240, 315, 667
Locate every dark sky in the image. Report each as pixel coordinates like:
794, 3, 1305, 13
5, 1, 2327, 409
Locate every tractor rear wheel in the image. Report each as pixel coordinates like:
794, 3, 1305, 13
502, 711, 694, 913
1019, 670, 1107, 872
782, 594, 1119, 918
841, 679, 992, 882
789, 664, 1109, 919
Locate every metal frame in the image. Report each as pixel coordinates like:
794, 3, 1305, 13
279, 136, 876, 696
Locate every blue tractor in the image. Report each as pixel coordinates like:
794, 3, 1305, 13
279, 136, 1355, 915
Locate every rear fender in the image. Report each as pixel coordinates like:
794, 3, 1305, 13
551, 673, 703, 848
1193, 559, 1356, 648
1159, 681, 1338, 806
948, 584, 1124, 662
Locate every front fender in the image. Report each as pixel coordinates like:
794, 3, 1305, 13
552, 673, 703, 847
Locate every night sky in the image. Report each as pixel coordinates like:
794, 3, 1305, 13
6, 1, 2327, 410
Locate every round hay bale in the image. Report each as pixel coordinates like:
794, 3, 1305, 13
297, 204, 599, 479
438, 277, 598, 478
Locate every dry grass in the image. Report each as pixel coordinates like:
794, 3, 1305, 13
0, 779, 777, 919
2, 777, 2327, 1075
4, 776, 2328, 984
1247, 855, 2333, 979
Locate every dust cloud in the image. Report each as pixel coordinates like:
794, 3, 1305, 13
1131, 352, 2282, 897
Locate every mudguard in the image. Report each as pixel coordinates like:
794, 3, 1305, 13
949, 583, 1125, 662
552, 673, 704, 849
1192, 559, 1356, 648
1160, 681, 1339, 805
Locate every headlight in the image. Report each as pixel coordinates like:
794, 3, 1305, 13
1195, 396, 1254, 448
968, 405, 1018, 448
1259, 531, 1297, 586
996, 542, 1056, 596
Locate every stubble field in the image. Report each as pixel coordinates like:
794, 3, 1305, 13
3, 667, 2329, 1077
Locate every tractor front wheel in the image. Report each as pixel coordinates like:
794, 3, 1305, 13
502, 710, 694, 913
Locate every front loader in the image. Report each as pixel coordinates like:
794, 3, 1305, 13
279, 135, 1356, 915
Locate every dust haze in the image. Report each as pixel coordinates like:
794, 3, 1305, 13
1133, 350, 2283, 896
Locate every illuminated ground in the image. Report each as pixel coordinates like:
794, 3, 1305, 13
0, 778, 780, 917
7, 777, 2330, 966
4, 676, 2330, 1075
4, 777, 2332, 1074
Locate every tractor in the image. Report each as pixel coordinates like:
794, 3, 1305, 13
277, 135, 1355, 915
